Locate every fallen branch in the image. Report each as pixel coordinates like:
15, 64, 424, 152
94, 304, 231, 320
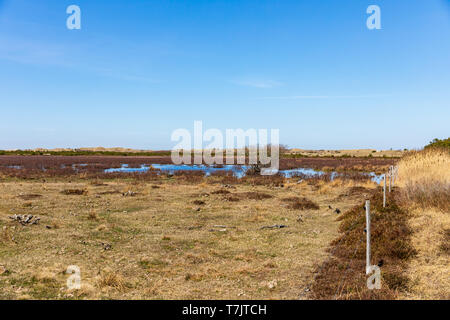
260, 224, 288, 230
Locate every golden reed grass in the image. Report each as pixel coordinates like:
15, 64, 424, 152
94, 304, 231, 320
397, 148, 449, 211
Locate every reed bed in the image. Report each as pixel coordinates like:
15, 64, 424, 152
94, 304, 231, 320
397, 148, 450, 211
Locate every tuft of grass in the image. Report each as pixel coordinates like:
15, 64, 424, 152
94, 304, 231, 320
211, 189, 231, 195
1, 227, 15, 244
240, 192, 273, 200
139, 257, 169, 269
282, 197, 319, 210
98, 269, 127, 291
17, 194, 42, 200
87, 211, 98, 221
61, 189, 88, 196
223, 195, 240, 202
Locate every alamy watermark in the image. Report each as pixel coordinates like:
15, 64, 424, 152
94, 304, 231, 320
366, 265, 381, 290
66, 5, 81, 30
66, 265, 81, 290
171, 121, 280, 175
66, 5, 381, 31
366, 5, 381, 30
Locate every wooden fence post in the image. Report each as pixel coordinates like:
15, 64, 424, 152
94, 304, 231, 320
365, 200, 371, 274
383, 174, 386, 208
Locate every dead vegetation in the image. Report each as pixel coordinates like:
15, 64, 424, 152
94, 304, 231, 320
98, 269, 127, 292
394, 148, 450, 299
1, 226, 15, 244
211, 189, 231, 195
61, 189, 88, 196
402, 207, 450, 299
440, 229, 450, 255
0, 175, 376, 299
397, 148, 449, 211
7, 155, 443, 300
17, 194, 42, 200
239, 192, 273, 200
281, 197, 320, 210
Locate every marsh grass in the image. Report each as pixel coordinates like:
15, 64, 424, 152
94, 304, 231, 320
397, 148, 449, 211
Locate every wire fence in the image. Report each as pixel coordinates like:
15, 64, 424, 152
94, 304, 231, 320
303, 164, 399, 299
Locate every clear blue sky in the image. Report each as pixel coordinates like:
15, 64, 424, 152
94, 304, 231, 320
0, 0, 449, 150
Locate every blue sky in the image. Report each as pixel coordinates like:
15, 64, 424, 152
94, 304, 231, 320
0, 0, 449, 150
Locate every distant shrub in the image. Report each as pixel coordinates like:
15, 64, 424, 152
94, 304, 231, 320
424, 137, 450, 149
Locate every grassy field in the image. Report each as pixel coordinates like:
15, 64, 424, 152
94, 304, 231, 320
0, 149, 447, 300
0, 176, 376, 299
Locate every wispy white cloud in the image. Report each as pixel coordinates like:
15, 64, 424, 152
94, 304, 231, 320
231, 77, 283, 88
0, 36, 159, 83
258, 94, 389, 99
0, 36, 71, 67
93, 68, 161, 83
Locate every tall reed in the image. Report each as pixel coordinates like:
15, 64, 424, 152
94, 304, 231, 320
397, 148, 449, 210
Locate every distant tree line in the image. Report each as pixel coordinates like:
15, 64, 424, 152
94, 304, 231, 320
425, 138, 450, 149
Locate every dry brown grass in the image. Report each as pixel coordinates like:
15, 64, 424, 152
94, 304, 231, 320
97, 268, 127, 292
1, 226, 15, 244
317, 178, 377, 195
440, 229, 450, 255
17, 194, 42, 200
397, 148, 449, 211
281, 197, 319, 210
394, 148, 450, 300
61, 189, 88, 196
0, 176, 373, 299
401, 208, 450, 299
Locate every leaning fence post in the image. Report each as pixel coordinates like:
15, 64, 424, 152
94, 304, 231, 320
383, 174, 386, 208
365, 200, 371, 274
